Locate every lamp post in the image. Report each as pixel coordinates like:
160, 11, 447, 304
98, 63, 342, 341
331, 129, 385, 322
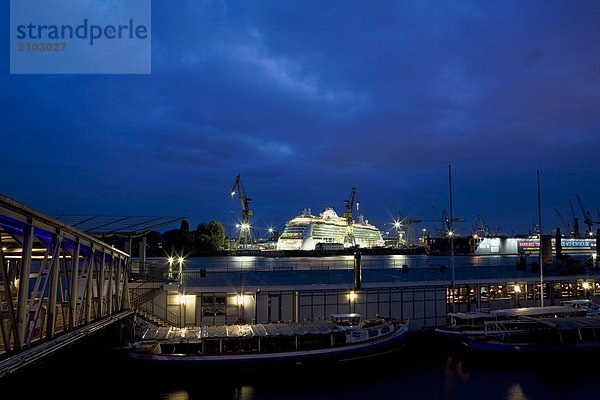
167, 256, 174, 280
349, 291, 357, 313
178, 256, 184, 287
514, 284, 522, 307
582, 281, 590, 299
394, 221, 401, 248
179, 294, 187, 328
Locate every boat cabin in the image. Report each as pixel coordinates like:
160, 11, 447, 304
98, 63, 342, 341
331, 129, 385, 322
560, 299, 600, 315
330, 313, 362, 326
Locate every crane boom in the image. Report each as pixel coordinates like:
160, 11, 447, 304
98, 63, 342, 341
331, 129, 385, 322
568, 199, 580, 237
230, 175, 253, 224
576, 195, 594, 236
230, 175, 253, 248
343, 186, 358, 247
343, 186, 358, 225
554, 208, 569, 233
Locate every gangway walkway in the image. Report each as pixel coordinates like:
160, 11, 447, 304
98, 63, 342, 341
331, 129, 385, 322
0, 194, 131, 375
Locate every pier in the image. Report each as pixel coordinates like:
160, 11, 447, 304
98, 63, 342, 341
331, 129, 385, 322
0, 194, 131, 377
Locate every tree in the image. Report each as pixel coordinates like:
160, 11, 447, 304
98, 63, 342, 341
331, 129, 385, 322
163, 228, 193, 255
207, 220, 226, 250
193, 220, 226, 252
180, 219, 190, 231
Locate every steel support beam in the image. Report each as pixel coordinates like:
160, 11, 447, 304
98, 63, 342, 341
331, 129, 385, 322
98, 251, 105, 318
122, 264, 131, 310
16, 221, 33, 346
46, 235, 62, 339
106, 257, 115, 315
0, 236, 20, 350
85, 251, 94, 324
69, 241, 80, 329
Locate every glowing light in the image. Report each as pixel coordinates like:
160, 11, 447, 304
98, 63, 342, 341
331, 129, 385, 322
1, 247, 6, 251
394, 221, 401, 228
348, 291, 357, 302
167, 256, 174, 265
178, 256, 185, 264
514, 284, 521, 294
473, 234, 478, 239
164, 390, 190, 400
179, 294, 194, 305
582, 281, 591, 290
230, 191, 236, 197
241, 223, 250, 230
236, 294, 250, 306
448, 231, 454, 237
268, 227, 274, 234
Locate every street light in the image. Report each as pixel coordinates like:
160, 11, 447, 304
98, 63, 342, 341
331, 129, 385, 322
167, 256, 175, 279
348, 291, 357, 313
582, 281, 590, 299
514, 284, 522, 307
177, 256, 185, 286
393, 220, 402, 248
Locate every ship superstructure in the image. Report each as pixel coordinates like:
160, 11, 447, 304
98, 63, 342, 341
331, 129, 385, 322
276, 208, 384, 251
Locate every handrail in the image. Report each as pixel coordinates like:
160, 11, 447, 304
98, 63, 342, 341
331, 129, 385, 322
137, 301, 180, 327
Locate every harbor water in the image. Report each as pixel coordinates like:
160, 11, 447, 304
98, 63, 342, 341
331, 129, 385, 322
3, 333, 597, 400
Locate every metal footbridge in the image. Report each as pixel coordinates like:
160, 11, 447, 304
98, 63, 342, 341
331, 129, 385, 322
0, 194, 132, 377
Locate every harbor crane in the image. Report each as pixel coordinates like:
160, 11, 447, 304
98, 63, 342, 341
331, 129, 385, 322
568, 199, 580, 238
230, 174, 253, 248
474, 215, 489, 237
554, 208, 570, 235
392, 208, 465, 248
343, 186, 358, 247
576, 195, 594, 236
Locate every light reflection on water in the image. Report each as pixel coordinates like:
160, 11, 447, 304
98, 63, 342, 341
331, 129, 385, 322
233, 386, 255, 400
505, 384, 528, 400
163, 391, 189, 400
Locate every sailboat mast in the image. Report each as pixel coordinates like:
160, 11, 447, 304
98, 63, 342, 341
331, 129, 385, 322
449, 165, 455, 312
537, 170, 544, 307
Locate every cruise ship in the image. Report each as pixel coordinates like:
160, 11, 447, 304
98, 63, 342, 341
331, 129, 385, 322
276, 208, 385, 251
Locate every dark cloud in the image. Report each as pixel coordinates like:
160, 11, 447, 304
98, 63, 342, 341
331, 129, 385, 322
2, 0, 600, 234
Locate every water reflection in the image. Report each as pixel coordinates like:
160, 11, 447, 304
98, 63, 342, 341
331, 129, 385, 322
505, 383, 528, 400
162, 391, 189, 400
233, 385, 255, 400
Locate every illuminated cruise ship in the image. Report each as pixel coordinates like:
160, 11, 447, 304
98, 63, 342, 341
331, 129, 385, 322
276, 208, 385, 251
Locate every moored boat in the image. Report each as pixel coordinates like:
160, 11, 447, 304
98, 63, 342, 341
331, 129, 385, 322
463, 316, 600, 355
126, 313, 409, 369
561, 299, 600, 316
435, 305, 586, 340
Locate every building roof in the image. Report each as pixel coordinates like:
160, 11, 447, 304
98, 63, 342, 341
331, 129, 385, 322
54, 215, 185, 235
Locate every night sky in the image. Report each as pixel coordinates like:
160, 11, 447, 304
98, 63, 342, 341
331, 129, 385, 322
3, 1, 600, 238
